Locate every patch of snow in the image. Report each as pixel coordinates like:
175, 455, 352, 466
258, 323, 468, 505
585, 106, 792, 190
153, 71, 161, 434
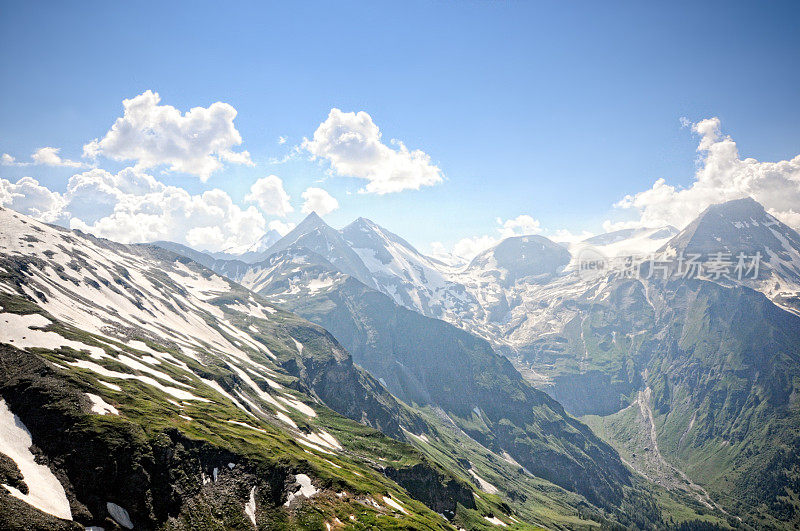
484, 515, 507, 527
86, 393, 119, 416
70, 359, 208, 402
295, 436, 335, 455
227, 420, 266, 433
0, 312, 106, 358
301, 431, 342, 452
275, 411, 298, 429
402, 428, 430, 444
277, 394, 316, 417
284, 474, 318, 506
227, 363, 285, 410
0, 399, 72, 520
323, 459, 342, 469
98, 381, 122, 392
307, 275, 336, 293
200, 377, 257, 417
501, 451, 520, 468
291, 337, 304, 354
244, 487, 257, 526
127, 340, 162, 357
468, 468, 499, 494
382, 496, 408, 514
114, 354, 191, 388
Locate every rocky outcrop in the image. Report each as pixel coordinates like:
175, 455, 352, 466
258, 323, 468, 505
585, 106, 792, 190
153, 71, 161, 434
384, 461, 476, 518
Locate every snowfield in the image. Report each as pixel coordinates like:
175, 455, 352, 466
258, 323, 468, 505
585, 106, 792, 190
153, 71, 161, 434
0, 399, 72, 520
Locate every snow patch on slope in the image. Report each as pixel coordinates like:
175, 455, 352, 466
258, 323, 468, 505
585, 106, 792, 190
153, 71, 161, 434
284, 474, 318, 506
86, 393, 119, 415
0, 398, 72, 520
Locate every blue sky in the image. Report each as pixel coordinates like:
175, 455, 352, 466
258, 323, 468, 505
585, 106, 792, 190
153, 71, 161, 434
1, 1, 799, 256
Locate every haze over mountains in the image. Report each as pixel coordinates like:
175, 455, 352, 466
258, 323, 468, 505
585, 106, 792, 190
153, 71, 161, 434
1, 196, 799, 529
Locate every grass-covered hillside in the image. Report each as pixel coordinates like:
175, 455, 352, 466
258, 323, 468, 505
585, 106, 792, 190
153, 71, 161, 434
0, 207, 524, 530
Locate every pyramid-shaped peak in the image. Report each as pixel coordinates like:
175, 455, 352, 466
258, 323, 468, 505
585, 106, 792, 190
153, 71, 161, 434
702, 196, 766, 218
299, 210, 326, 226
342, 216, 423, 254
346, 217, 381, 230
661, 196, 800, 256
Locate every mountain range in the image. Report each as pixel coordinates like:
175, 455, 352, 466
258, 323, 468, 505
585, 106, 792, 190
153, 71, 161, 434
156, 196, 799, 529
1, 196, 798, 529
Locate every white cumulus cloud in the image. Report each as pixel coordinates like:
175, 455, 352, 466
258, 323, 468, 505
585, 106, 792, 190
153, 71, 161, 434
452, 235, 498, 261
497, 214, 543, 238
442, 215, 546, 261
301, 187, 339, 216
31, 147, 85, 168
302, 108, 443, 194
268, 219, 295, 236
0, 176, 66, 222
550, 228, 595, 243
2, 147, 86, 168
0, 167, 268, 252
613, 117, 800, 230
82, 90, 253, 181
244, 175, 293, 217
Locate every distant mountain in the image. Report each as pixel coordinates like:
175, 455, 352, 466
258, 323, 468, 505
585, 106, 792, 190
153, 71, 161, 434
340, 217, 475, 318
662, 197, 796, 255
485, 198, 800, 526
571, 225, 679, 258
466, 235, 571, 286
179, 213, 480, 323
260, 212, 379, 288
661, 197, 800, 312
206, 229, 283, 263
152, 239, 253, 280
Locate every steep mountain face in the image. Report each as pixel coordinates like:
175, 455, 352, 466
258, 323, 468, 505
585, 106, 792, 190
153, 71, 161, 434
340, 218, 475, 319
644, 279, 800, 528
0, 207, 499, 530
260, 213, 379, 289
259, 263, 634, 507
660, 197, 800, 313
575, 276, 800, 528
479, 199, 800, 525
